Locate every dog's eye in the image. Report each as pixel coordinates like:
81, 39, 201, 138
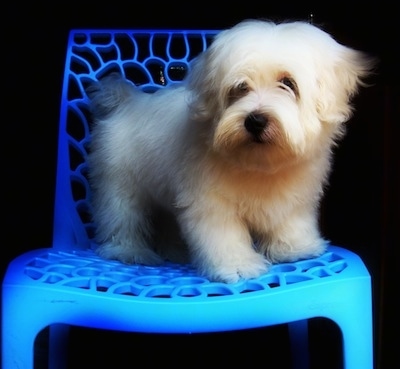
228, 82, 250, 104
237, 82, 249, 92
278, 77, 298, 97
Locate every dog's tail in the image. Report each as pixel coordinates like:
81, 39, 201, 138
86, 73, 137, 120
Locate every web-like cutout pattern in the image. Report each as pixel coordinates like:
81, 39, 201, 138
62, 30, 218, 243
24, 249, 347, 298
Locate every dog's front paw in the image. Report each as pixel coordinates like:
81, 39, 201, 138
201, 251, 270, 284
265, 238, 328, 264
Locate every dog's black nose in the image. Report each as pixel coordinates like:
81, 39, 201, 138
244, 113, 268, 140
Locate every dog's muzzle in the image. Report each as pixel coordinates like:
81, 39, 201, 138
244, 112, 268, 143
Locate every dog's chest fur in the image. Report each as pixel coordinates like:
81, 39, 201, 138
174, 151, 326, 231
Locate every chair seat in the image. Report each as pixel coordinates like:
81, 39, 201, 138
3, 245, 369, 333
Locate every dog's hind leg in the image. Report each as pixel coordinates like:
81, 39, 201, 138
92, 182, 163, 265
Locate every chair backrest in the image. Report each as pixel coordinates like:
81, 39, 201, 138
52, 29, 219, 251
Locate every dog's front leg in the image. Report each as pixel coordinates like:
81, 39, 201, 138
260, 208, 328, 264
179, 203, 269, 283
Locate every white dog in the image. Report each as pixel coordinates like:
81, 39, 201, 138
87, 19, 374, 283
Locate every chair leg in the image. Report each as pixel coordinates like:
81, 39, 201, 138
338, 309, 373, 369
2, 324, 37, 369
49, 324, 70, 369
2, 288, 38, 369
330, 277, 373, 369
288, 320, 309, 369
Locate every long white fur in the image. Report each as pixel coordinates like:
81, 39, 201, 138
87, 19, 374, 282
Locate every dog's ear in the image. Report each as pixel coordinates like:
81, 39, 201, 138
316, 47, 376, 125
185, 49, 222, 122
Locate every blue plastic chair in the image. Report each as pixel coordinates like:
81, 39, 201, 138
2, 29, 373, 369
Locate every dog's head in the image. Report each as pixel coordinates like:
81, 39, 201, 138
187, 20, 375, 172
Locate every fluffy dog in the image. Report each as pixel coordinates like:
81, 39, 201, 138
87, 19, 374, 283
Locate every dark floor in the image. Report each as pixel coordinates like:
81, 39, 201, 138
35, 319, 342, 369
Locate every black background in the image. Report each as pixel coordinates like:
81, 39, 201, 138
3, 1, 398, 368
